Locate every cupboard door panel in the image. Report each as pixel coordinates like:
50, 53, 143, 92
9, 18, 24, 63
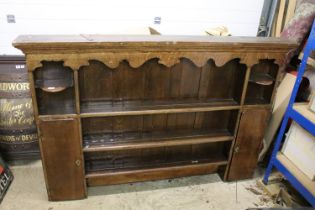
227, 108, 270, 181
39, 118, 86, 201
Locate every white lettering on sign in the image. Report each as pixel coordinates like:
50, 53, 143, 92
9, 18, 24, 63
0, 83, 29, 91
15, 65, 25, 69
0, 171, 10, 196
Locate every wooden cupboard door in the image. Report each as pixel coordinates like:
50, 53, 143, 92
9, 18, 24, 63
38, 118, 86, 201
227, 108, 270, 181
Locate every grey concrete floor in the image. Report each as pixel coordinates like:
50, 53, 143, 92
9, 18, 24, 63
1, 160, 274, 210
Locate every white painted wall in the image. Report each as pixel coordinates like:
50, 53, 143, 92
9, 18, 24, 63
0, 0, 264, 55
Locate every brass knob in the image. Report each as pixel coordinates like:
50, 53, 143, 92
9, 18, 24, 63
75, 159, 81, 166
234, 146, 240, 153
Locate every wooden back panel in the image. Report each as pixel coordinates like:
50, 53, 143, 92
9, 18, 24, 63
79, 58, 246, 104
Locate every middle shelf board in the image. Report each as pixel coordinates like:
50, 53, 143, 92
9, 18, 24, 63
80, 99, 240, 117
83, 129, 233, 152
85, 160, 228, 186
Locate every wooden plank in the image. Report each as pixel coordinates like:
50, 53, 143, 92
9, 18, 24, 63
277, 153, 315, 196
176, 112, 196, 129
240, 66, 251, 105
111, 60, 126, 100
81, 99, 238, 113
284, 0, 297, 27
275, 0, 286, 37
293, 103, 315, 124
73, 70, 80, 114
83, 135, 234, 152
83, 129, 232, 147
166, 113, 177, 129
179, 58, 201, 98
207, 60, 236, 100
170, 62, 183, 98
243, 104, 272, 109
86, 161, 227, 186
198, 60, 212, 99
13, 35, 298, 46
201, 110, 232, 131
299, 52, 315, 68
233, 61, 247, 103
152, 114, 168, 130
124, 61, 145, 100
79, 60, 113, 101
28, 72, 39, 117
80, 105, 240, 118
144, 59, 170, 100
38, 113, 78, 120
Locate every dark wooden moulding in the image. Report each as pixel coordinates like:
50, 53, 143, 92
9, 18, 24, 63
13, 35, 297, 201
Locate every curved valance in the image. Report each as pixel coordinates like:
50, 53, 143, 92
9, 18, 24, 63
26, 52, 285, 71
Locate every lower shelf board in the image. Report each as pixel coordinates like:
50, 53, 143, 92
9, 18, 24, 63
276, 153, 315, 196
85, 160, 228, 186
83, 130, 233, 152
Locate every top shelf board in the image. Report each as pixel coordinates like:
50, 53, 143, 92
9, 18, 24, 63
299, 52, 315, 69
13, 35, 298, 53
293, 103, 315, 125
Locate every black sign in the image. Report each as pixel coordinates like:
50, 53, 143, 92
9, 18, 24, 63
0, 156, 13, 203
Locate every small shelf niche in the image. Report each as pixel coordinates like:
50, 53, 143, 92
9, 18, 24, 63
34, 61, 76, 115
245, 59, 278, 105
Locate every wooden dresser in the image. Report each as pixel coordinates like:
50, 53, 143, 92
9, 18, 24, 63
13, 35, 297, 201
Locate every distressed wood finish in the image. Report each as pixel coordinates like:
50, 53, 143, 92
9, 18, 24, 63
227, 108, 270, 181
13, 35, 297, 201
38, 117, 86, 201
86, 161, 227, 186
14, 35, 296, 70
